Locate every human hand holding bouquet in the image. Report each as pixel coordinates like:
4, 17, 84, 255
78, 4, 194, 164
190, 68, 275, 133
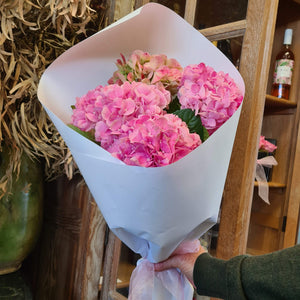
37, 3, 245, 299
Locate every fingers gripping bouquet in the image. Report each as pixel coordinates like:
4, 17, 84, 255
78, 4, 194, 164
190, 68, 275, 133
37, 3, 245, 300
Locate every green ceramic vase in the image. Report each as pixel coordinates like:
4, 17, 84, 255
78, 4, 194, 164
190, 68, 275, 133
0, 148, 43, 275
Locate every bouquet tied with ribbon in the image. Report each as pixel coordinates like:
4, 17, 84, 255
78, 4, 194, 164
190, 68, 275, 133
37, 3, 245, 299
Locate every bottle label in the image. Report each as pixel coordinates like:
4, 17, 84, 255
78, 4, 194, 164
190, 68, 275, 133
273, 59, 294, 85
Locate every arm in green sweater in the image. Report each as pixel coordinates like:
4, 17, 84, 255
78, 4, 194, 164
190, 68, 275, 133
193, 244, 300, 300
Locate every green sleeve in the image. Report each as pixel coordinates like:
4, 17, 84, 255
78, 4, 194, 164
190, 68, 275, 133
193, 245, 300, 300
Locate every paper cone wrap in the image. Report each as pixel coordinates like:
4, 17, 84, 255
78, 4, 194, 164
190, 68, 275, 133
38, 3, 245, 299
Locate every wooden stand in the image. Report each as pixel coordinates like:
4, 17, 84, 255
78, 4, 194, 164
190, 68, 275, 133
247, 0, 300, 254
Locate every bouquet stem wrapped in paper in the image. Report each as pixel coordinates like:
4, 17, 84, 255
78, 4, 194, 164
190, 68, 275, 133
38, 3, 245, 300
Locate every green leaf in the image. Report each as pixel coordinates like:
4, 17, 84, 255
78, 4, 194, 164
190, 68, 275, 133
166, 96, 181, 113
279, 62, 288, 66
67, 124, 96, 143
71, 105, 75, 109
173, 109, 210, 142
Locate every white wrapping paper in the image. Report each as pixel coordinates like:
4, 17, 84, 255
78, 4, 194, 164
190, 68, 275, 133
37, 3, 245, 299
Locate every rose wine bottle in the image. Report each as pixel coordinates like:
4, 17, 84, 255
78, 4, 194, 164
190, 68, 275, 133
271, 29, 295, 100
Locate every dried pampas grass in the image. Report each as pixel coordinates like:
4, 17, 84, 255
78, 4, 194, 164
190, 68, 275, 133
0, 0, 107, 199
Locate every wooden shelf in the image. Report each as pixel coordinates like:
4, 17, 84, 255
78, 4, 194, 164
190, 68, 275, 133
254, 181, 286, 188
99, 261, 135, 291
264, 94, 297, 114
246, 247, 269, 256
116, 262, 135, 289
250, 211, 282, 230
265, 94, 297, 107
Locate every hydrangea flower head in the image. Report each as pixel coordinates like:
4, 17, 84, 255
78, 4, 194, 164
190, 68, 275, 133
108, 50, 183, 95
106, 114, 201, 167
72, 81, 170, 148
178, 63, 243, 135
71, 85, 104, 132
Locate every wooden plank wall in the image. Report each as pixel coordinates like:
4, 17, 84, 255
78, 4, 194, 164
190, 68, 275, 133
32, 175, 106, 300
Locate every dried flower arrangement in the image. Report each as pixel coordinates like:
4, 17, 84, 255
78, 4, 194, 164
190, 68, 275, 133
0, 0, 107, 198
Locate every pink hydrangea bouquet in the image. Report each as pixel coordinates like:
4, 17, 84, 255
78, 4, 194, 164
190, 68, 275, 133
70, 50, 243, 168
37, 4, 245, 300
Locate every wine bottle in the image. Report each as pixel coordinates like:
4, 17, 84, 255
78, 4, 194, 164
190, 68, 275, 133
271, 29, 295, 100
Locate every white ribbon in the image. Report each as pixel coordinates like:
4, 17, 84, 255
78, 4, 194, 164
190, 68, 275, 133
128, 240, 200, 300
255, 156, 278, 204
